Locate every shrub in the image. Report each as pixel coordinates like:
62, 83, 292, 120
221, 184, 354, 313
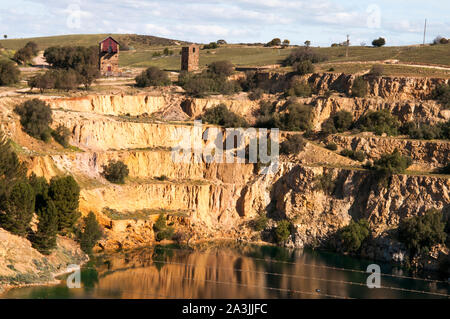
48, 175, 81, 232
280, 134, 306, 155
155, 175, 169, 181
77, 212, 103, 254
351, 76, 368, 97
275, 220, 291, 243
295, 60, 315, 75
340, 149, 366, 162
431, 84, 450, 109
203, 42, 218, 50
372, 149, 412, 186
256, 103, 313, 132
248, 88, 264, 101
13, 41, 38, 65
208, 60, 234, 77
52, 124, 71, 148
14, 99, 53, 142
54, 69, 82, 91
283, 47, 326, 66
401, 122, 442, 140
153, 213, 167, 232
322, 110, 353, 134
287, 81, 312, 97
0, 131, 26, 183
372, 37, 386, 47
339, 219, 370, 253
31, 198, 58, 255
135, 66, 170, 87
325, 142, 338, 151
202, 104, 248, 128
356, 109, 401, 136
398, 209, 447, 255
0, 60, 20, 86
313, 173, 335, 195
28, 71, 56, 93
369, 65, 384, 76
253, 213, 269, 231
156, 227, 174, 241
0, 180, 35, 236
102, 160, 129, 184
182, 72, 239, 97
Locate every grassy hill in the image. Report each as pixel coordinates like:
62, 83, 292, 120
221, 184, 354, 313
0, 34, 187, 50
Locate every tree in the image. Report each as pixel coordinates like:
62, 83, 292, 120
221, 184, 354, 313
48, 176, 80, 232
12, 41, 38, 65
372, 37, 386, 47
351, 76, 368, 98
217, 39, 227, 45
280, 134, 306, 155
283, 47, 326, 66
203, 42, 218, 50
275, 220, 291, 243
31, 198, 58, 255
295, 60, 314, 75
357, 109, 401, 136
102, 160, 129, 184
266, 38, 281, 47
208, 60, 234, 77
287, 81, 312, 97
282, 39, 290, 47
52, 124, 71, 148
0, 131, 26, 184
77, 212, 103, 254
304, 40, 311, 47
252, 213, 268, 231
0, 60, 20, 86
3, 35, 7, 39
322, 110, 353, 134
202, 104, 248, 128
372, 149, 412, 186
0, 180, 35, 236
339, 219, 370, 253
135, 66, 170, 87
28, 71, 56, 93
14, 99, 53, 141
398, 209, 446, 255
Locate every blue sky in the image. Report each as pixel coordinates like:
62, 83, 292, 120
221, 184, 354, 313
0, 0, 449, 46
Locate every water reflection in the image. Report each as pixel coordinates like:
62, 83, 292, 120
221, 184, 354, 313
3, 243, 450, 299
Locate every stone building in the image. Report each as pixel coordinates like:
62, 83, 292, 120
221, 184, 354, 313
99, 36, 120, 76
181, 44, 200, 72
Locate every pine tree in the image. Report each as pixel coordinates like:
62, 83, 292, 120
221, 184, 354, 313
48, 176, 80, 232
31, 198, 58, 255
0, 181, 35, 236
78, 212, 103, 254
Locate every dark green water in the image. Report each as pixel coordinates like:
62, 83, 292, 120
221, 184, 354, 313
2, 244, 449, 299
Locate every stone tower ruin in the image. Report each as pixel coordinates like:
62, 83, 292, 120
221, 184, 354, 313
181, 44, 199, 72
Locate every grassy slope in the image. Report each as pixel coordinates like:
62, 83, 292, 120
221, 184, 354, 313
0, 34, 449, 76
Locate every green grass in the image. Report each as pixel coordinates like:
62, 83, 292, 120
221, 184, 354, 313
0, 33, 185, 51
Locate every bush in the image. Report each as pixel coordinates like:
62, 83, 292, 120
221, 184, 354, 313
398, 209, 447, 255
203, 42, 218, 50
0, 131, 26, 183
13, 41, 38, 65
339, 219, 370, 253
372, 37, 386, 47
156, 227, 175, 241
48, 176, 81, 232
182, 72, 239, 97
0, 60, 20, 86
283, 47, 326, 66
208, 60, 234, 77
295, 60, 315, 75
102, 160, 129, 184
77, 212, 103, 254
248, 88, 264, 101
372, 149, 412, 186
52, 124, 71, 148
340, 149, 366, 162
369, 65, 384, 76
153, 213, 174, 241
400, 122, 442, 140
202, 104, 248, 128
28, 69, 82, 92
322, 110, 353, 134
287, 81, 312, 97
274, 220, 291, 243
356, 109, 401, 136
14, 99, 53, 142
325, 142, 338, 151
313, 173, 335, 195
135, 66, 170, 87
431, 84, 450, 109
153, 213, 167, 232
256, 103, 313, 132
253, 213, 269, 231
0, 180, 35, 236
28, 71, 56, 93
351, 76, 368, 97
31, 198, 58, 255
280, 134, 306, 155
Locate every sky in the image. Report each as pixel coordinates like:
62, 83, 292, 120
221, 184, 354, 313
0, 0, 449, 46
